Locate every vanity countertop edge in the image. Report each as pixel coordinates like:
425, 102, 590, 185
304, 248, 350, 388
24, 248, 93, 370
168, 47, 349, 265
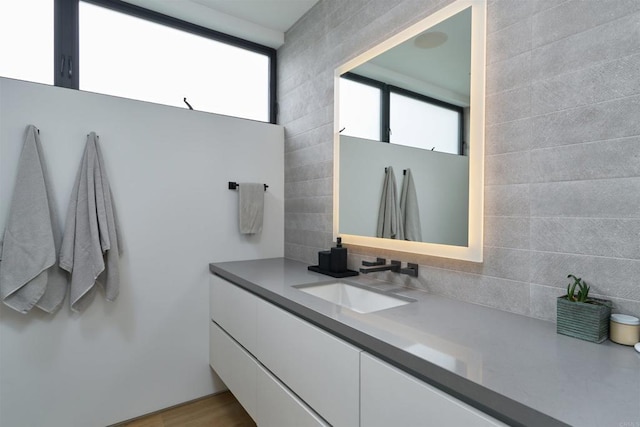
209, 258, 640, 427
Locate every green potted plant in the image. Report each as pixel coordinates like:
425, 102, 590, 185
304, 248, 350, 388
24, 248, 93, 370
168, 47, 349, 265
557, 274, 612, 343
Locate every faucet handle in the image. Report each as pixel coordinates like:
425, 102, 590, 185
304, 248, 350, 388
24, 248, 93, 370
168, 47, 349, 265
400, 263, 419, 277
362, 257, 386, 266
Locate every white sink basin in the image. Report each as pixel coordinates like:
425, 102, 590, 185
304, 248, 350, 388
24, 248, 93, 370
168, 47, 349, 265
295, 282, 413, 314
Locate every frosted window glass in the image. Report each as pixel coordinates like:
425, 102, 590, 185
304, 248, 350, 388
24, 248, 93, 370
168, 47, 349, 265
390, 93, 460, 154
339, 78, 381, 141
79, 2, 269, 121
0, 0, 54, 85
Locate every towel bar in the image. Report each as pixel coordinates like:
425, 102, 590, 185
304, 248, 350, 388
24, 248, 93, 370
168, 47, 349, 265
228, 182, 268, 191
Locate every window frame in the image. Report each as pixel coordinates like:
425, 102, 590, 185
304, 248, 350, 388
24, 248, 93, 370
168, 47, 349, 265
341, 72, 464, 154
54, 0, 277, 123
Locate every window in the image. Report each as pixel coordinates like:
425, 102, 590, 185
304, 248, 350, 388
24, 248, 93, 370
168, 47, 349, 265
339, 77, 382, 141
390, 91, 461, 154
0, 0, 276, 123
79, 2, 270, 121
0, 0, 54, 85
339, 73, 464, 155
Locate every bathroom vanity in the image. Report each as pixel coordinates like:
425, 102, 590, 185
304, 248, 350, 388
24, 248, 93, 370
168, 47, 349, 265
209, 258, 640, 427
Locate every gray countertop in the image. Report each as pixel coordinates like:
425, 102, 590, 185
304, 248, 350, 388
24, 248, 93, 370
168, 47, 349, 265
209, 258, 640, 427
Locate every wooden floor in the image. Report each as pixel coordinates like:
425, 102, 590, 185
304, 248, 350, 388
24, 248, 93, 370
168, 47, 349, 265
119, 392, 256, 427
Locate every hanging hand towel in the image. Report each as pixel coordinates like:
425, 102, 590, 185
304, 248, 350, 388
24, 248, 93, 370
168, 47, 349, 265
400, 168, 422, 242
376, 167, 404, 240
60, 133, 121, 312
0, 125, 67, 314
238, 183, 264, 234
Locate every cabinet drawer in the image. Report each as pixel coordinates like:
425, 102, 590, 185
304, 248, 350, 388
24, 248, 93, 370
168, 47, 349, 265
209, 321, 258, 421
255, 297, 361, 427
256, 363, 329, 427
361, 353, 505, 427
210, 275, 257, 353
211, 320, 327, 427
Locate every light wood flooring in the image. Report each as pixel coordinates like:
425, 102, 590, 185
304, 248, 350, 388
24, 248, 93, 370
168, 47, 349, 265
118, 392, 256, 427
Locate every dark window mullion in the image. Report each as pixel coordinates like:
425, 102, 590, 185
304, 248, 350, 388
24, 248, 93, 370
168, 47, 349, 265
54, 0, 79, 88
459, 110, 465, 155
381, 86, 390, 142
270, 54, 278, 124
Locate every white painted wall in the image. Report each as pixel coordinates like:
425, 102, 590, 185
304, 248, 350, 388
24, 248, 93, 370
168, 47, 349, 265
0, 77, 284, 427
339, 135, 468, 246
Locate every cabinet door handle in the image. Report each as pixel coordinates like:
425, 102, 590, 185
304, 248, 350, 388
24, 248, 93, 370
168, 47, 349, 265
68, 56, 73, 78
60, 54, 66, 77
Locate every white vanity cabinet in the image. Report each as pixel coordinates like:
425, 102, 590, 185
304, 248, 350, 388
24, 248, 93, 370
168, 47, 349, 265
209, 275, 359, 427
210, 274, 506, 427
360, 353, 505, 427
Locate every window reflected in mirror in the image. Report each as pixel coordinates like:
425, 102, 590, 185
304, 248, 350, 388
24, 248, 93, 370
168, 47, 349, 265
338, 77, 381, 141
389, 92, 462, 154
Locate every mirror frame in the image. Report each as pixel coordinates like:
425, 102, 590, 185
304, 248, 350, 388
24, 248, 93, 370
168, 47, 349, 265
333, 0, 486, 262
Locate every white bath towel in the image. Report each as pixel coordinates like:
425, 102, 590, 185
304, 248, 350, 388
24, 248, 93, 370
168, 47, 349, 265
238, 183, 264, 234
376, 167, 404, 240
400, 168, 422, 242
60, 133, 121, 312
0, 125, 67, 314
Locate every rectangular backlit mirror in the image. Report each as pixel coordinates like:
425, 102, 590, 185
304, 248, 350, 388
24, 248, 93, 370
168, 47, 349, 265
334, 0, 486, 262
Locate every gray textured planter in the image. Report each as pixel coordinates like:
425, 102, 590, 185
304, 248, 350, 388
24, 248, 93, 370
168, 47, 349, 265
557, 296, 612, 343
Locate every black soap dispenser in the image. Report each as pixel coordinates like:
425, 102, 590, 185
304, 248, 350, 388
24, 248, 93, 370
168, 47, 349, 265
308, 237, 358, 277
330, 237, 348, 273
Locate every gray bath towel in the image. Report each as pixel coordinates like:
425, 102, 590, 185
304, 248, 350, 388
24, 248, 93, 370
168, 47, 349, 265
376, 167, 404, 240
400, 168, 422, 242
0, 125, 67, 314
33, 130, 68, 313
60, 133, 121, 312
238, 183, 264, 234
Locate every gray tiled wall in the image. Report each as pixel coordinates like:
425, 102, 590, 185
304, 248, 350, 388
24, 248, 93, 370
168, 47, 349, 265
278, 0, 640, 321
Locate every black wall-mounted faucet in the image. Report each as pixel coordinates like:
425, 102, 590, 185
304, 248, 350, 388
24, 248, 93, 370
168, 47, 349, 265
359, 259, 418, 277
359, 259, 400, 274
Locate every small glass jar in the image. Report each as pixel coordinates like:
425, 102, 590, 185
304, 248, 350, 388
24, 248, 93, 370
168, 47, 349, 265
609, 314, 640, 345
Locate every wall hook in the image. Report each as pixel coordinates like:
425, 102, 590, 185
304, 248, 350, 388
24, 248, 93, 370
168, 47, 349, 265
183, 97, 194, 110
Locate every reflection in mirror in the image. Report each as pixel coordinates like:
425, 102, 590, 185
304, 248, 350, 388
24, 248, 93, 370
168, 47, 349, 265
334, 0, 486, 262
340, 7, 471, 155
340, 136, 469, 246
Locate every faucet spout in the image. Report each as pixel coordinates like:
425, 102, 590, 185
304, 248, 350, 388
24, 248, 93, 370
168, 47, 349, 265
359, 260, 401, 274
359, 259, 419, 277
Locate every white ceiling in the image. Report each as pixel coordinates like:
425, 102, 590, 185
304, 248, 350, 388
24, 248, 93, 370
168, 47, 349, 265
192, 0, 317, 32
121, 0, 318, 48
